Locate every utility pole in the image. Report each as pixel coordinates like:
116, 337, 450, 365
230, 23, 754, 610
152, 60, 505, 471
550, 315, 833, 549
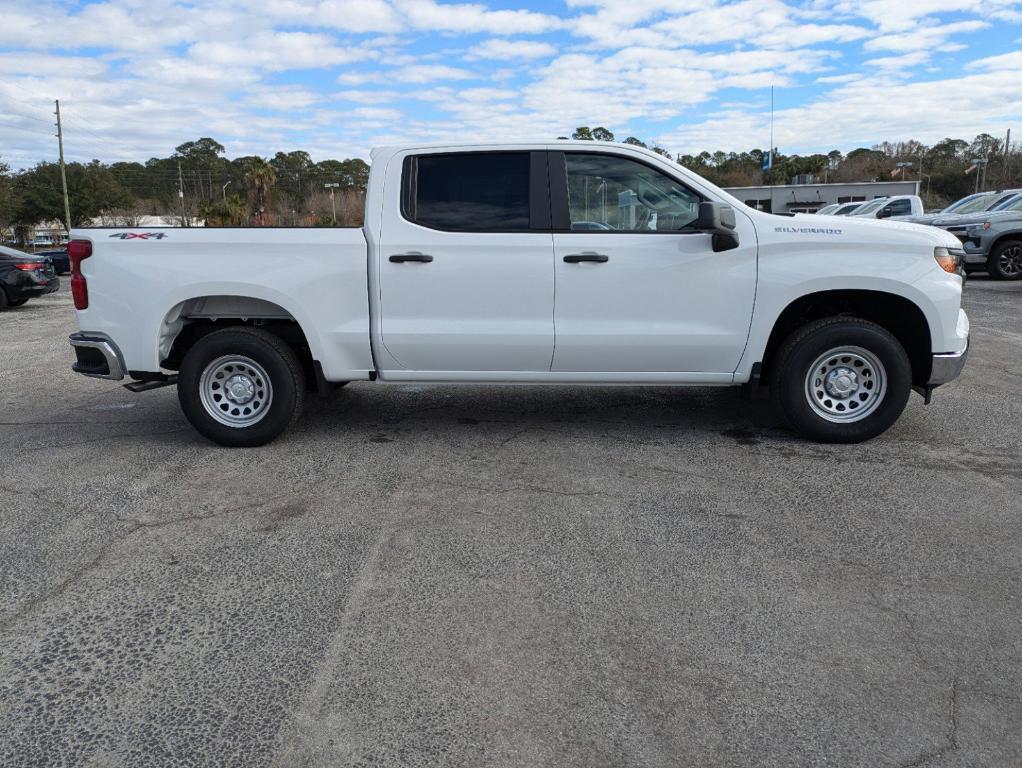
177, 161, 186, 226
222, 180, 231, 201
1004, 129, 1012, 186
324, 182, 339, 224
54, 99, 71, 235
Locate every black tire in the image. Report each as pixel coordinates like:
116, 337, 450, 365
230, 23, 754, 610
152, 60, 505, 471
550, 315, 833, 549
8, 298, 28, 307
0, 288, 7, 310
987, 239, 1022, 280
772, 317, 912, 443
178, 327, 305, 447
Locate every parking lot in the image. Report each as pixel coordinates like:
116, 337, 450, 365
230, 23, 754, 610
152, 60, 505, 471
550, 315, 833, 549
0, 279, 1020, 766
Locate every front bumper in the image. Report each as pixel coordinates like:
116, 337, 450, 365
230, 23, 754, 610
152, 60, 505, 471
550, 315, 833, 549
69, 332, 126, 380
928, 341, 969, 388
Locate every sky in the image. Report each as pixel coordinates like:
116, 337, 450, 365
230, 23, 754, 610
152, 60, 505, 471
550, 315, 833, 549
1, 0, 1021, 169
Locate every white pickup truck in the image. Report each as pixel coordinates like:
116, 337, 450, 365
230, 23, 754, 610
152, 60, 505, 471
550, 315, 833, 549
849, 194, 925, 219
67, 141, 969, 446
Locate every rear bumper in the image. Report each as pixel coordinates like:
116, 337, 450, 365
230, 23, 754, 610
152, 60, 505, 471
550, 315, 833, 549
5, 275, 59, 299
69, 332, 126, 380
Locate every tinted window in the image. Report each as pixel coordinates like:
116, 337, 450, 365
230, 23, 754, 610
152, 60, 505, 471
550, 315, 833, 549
887, 199, 911, 215
564, 154, 701, 232
407, 153, 530, 231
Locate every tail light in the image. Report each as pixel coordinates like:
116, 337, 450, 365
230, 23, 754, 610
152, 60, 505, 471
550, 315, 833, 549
68, 239, 92, 310
14, 262, 46, 271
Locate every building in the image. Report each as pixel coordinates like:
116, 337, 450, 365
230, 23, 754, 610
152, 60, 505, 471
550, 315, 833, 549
723, 180, 920, 214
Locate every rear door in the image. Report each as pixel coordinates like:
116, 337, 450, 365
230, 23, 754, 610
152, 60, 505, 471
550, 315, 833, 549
549, 150, 758, 374
377, 151, 554, 373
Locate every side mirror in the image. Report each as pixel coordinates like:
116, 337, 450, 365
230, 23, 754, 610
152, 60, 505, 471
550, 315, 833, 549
877, 206, 893, 219
696, 201, 739, 252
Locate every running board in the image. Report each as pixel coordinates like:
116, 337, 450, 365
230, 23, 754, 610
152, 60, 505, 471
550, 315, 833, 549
124, 375, 178, 393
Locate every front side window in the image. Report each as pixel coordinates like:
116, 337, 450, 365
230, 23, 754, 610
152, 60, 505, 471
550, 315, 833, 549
887, 199, 912, 215
405, 152, 530, 231
564, 153, 701, 232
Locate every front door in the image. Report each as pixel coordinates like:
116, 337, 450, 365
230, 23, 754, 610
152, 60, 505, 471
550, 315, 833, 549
550, 151, 758, 374
378, 151, 554, 373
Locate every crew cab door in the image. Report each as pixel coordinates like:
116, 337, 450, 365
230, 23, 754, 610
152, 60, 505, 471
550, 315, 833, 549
377, 151, 554, 373
550, 151, 757, 374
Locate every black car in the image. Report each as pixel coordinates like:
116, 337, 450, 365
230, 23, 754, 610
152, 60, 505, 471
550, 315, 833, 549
0, 245, 59, 309
35, 247, 70, 275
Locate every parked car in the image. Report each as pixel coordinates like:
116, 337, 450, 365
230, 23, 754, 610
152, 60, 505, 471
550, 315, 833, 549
849, 195, 924, 219
815, 203, 841, 215
35, 247, 71, 275
901, 189, 1022, 226
940, 196, 1022, 279
67, 141, 969, 447
0, 245, 59, 309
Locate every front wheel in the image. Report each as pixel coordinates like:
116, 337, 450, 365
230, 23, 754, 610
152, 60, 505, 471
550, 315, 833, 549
178, 327, 305, 447
772, 318, 912, 443
987, 239, 1022, 280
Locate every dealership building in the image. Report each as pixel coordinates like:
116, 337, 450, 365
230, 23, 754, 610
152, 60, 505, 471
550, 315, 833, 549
722, 180, 920, 214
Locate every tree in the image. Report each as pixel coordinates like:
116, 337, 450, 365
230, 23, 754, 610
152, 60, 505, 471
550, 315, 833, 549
571, 126, 594, 140
244, 157, 276, 225
591, 127, 615, 142
15, 161, 131, 228
623, 137, 647, 148
200, 193, 248, 226
0, 159, 18, 229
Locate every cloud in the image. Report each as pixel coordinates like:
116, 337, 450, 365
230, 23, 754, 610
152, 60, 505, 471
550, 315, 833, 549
467, 39, 558, 60
0, 0, 1019, 169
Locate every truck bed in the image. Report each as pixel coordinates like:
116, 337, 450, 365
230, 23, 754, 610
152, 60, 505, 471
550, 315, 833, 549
70, 227, 375, 381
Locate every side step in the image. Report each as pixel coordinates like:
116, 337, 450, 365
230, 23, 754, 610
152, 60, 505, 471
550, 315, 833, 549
124, 375, 178, 393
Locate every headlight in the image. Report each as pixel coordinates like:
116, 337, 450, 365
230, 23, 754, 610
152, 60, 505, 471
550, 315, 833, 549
934, 246, 963, 274
966, 222, 991, 233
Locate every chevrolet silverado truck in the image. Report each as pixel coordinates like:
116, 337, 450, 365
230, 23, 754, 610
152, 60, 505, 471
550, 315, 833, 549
67, 141, 970, 447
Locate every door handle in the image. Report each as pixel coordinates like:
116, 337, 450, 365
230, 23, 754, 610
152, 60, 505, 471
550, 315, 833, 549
563, 252, 609, 263
389, 252, 433, 263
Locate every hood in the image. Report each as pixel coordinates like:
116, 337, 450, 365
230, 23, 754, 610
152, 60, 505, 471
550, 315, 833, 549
791, 213, 958, 248
937, 209, 1022, 227
890, 212, 942, 224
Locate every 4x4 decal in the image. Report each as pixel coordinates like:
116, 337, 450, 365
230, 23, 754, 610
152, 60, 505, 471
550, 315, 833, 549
109, 232, 169, 240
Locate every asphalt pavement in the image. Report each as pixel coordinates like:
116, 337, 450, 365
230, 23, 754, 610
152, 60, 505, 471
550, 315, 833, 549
1, 278, 1020, 767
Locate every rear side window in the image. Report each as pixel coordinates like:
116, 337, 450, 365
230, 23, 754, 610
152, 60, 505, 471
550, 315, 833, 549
403, 153, 531, 231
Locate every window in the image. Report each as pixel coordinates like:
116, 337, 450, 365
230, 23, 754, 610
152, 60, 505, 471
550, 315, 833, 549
404, 153, 531, 231
886, 199, 912, 216
563, 153, 701, 232
837, 195, 866, 204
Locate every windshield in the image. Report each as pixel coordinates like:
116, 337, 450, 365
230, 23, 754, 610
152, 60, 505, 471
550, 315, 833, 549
853, 198, 887, 215
943, 193, 987, 213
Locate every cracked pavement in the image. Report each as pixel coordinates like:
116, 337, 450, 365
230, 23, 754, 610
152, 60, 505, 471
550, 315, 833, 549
1, 279, 1020, 767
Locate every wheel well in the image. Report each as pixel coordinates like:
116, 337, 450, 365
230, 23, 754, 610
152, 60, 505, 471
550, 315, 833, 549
762, 290, 932, 386
989, 233, 1022, 257
159, 296, 317, 389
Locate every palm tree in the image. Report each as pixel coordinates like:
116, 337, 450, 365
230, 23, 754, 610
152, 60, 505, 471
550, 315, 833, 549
244, 157, 276, 225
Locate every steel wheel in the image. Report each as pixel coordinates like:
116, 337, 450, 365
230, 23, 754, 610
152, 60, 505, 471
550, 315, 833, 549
996, 243, 1022, 278
804, 346, 887, 423
199, 355, 274, 427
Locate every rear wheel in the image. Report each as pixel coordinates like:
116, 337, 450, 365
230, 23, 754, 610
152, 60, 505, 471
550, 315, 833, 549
987, 239, 1022, 280
0, 289, 7, 310
8, 298, 28, 307
178, 327, 305, 447
772, 317, 912, 443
